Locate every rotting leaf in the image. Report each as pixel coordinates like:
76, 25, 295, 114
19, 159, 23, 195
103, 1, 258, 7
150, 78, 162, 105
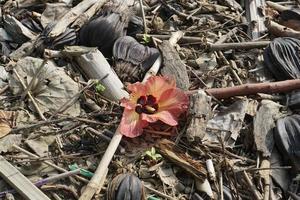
0, 134, 22, 153
8, 57, 80, 116
0, 110, 16, 138
204, 99, 248, 147
41, 3, 70, 28
79, 1, 132, 58
157, 164, 179, 187
155, 139, 207, 183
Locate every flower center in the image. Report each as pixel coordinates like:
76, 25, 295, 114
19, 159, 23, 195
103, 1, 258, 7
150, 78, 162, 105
135, 95, 159, 114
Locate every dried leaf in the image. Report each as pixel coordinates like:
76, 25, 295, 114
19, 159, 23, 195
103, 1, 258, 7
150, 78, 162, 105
156, 139, 207, 183
204, 99, 248, 146
0, 134, 22, 153
0, 110, 15, 138
9, 57, 80, 116
41, 3, 70, 28
157, 165, 179, 187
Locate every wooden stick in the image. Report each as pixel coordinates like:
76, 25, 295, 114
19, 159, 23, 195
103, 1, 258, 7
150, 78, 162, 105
144, 184, 176, 200
196, 79, 300, 99
0, 156, 51, 200
49, 0, 106, 37
242, 171, 262, 200
71, 0, 107, 28
208, 41, 270, 51
265, 19, 300, 39
266, 1, 288, 12
139, 0, 148, 34
79, 129, 123, 200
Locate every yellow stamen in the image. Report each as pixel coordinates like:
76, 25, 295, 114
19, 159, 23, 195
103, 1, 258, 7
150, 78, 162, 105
145, 105, 156, 113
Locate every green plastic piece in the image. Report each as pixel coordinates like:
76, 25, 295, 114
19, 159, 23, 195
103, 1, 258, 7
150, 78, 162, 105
68, 164, 94, 178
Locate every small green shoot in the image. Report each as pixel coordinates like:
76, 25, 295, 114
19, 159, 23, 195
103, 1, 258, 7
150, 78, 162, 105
141, 34, 151, 44
145, 147, 162, 161
95, 81, 106, 93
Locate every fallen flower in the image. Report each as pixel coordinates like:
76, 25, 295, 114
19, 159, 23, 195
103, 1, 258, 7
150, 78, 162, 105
120, 76, 189, 138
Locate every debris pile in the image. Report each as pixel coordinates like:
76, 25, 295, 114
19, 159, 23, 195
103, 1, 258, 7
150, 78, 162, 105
0, 0, 300, 199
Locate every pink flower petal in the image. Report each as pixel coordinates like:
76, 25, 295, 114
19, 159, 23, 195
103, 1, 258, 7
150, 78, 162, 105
127, 82, 147, 101
158, 88, 189, 116
121, 81, 148, 109
120, 108, 148, 138
120, 98, 136, 109
142, 110, 178, 126
146, 76, 176, 100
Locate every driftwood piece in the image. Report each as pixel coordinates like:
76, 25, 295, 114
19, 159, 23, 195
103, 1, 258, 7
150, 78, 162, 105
245, 0, 266, 39
265, 19, 300, 39
62, 46, 128, 101
49, 0, 106, 37
159, 32, 190, 90
266, 1, 288, 12
156, 139, 207, 183
201, 79, 300, 99
186, 90, 212, 142
0, 156, 51, 200
253, 100, 283, 157
208, 41, 270, 51
71, 0, 106, 29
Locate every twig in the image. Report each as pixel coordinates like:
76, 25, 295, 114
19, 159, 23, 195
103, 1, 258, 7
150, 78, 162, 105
229, 60, 243, 85
13, 68, 46, 120
136, 34, 204, 44
41, 184, 79, 199
266, 1, 288, 12
21, 59, 47, 100
189, 79, 300, 99
86, 127, 125, 153
49, 82, 94, 118
144, 184, 177, 200
13, 145, 89, 183
11, 118, 69, 133
219, 171, 224, 200
79, 129, 123, 200
139, 0, 148, 34
0, 85, 9, 95
242, 171, 262, 200
265, 18, 300, 38
208, 41, 270, 51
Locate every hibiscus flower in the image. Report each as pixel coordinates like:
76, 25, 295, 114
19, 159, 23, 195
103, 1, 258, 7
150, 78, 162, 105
120, 76, 189, 138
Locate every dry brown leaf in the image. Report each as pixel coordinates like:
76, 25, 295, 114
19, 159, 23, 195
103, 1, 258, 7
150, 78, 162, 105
0, 110, 15, 138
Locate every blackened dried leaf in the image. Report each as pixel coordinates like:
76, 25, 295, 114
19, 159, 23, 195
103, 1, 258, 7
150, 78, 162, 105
263, 37, 300, 80
279, 10, 300, 31
34, 23, 77, 54
274, 114, 300, 169
79, 2, 131, 57
21, 17, 43, 33
113, 36, 160, 70
127, 16, 144, 36
107, 173, 145, 200
287, 90, 300, 110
